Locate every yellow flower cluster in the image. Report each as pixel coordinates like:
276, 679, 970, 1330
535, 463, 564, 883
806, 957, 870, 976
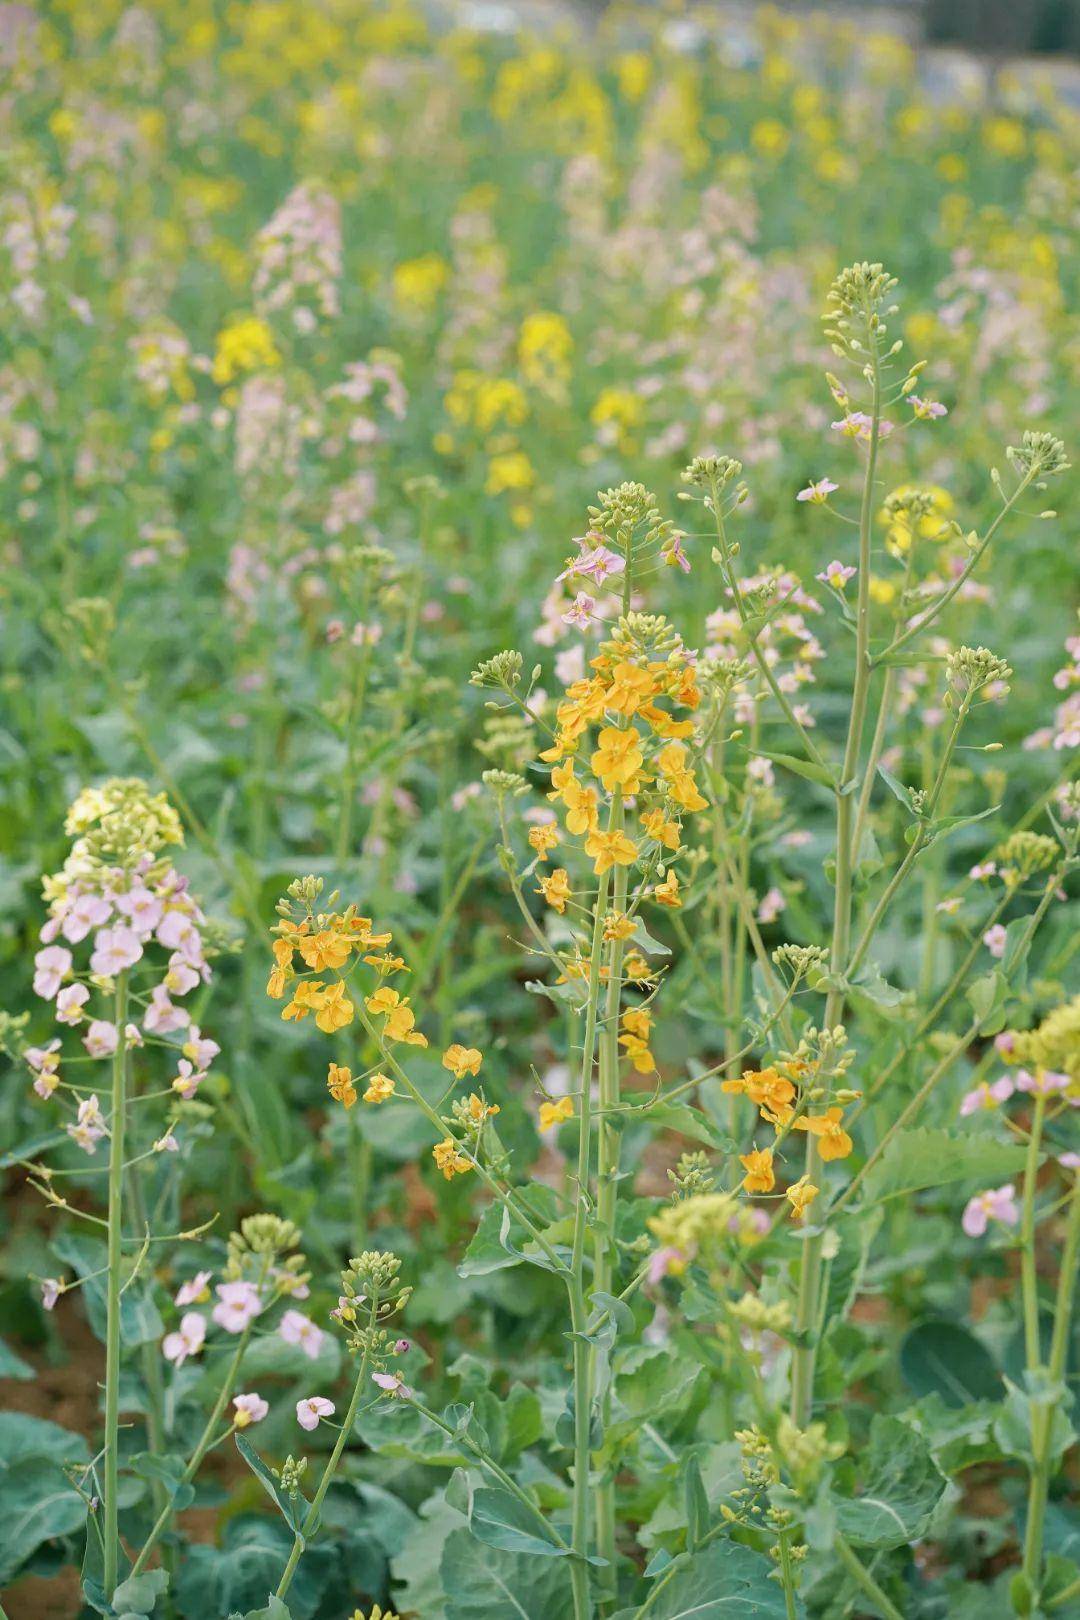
722, 1062, 855, 1219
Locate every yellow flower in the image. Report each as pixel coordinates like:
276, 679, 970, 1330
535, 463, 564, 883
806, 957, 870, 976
591, 725, 644, 791
652, 870, 681, 908
298, 930, 352, 971
281, 979, 326, 1023
392, 253, 448, 313
442, 1044, 483, 1080
722, 1068, 796, 1128
603, 911, 636, 942
364, 1073, 396, 1104
740, 1147, 776, 1194
314, 981, 354, 1034
795, 1107, 853, 1161
486, 449, 534, 496
750, 118, 789, 157
656, 743, 707, 813
619, 1033, 655, 1074
785, 1174, 819, 1221
384, 999, 428, 1046
585, 828, 638, 877
537, 868, 572, 913
465, 1093, 500, 1124
641, 808, 681, 851
539, 1096, 574, 1131
433, 1137, 473, 1179
327, 1063, 357, 1109
211, 315, 279, 385
528, 822, 560, 861
606, 662, 657, 716
366, 986, 401, 1015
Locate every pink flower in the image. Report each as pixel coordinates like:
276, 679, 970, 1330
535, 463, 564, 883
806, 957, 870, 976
796, 478, 838, 504
89, 926, 143, 977
114, 886, 164, 937
154, 1132, 180, 1153
296, 1395, 334, 1430
41, 1278, 62, 1311
163, 1312, 207, 1366
909, 396, 948, 420
647, 1246, 685, 1284
1015, 1068, 1070, 1096
66, 1095, 107, 1154
393, 1338, 411, 1354
279, 1309, 324, 1360
60, 893, 111, 943
143, 985, 189, 1035
26, 1039, 61, 1094
83, 1020, 119, 1059
994, 1031, 1017, 1058
164, 955, 200, 996
962, 1183, 1020, 1238
816, 560, 856, 591
156, 910, 201, 957
959, 1077, 1014, 1116
182, 1027, 220, 1069
1059, 1153, 1080, 1172
562, 592, 595, 630
969, 862, 997, 881
757, 887, 785, 925
175, 1270, 212, 1307
33, 945, 72, 1001
983, 924, 1008, 959
831, 412, 893, 442
664, 535, 691, 573
556, 540, 625, 588
372, 1370, 412, 1399
233, 1392, 269, 1428
171, 1059, 205, 1100
212, 1281, 262, 1333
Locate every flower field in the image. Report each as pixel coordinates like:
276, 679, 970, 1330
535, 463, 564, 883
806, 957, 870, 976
0, 3, 1078, 1618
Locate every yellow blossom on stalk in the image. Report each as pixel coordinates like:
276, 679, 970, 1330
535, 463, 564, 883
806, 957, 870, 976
313, 981, 354, 1034
384, 1000, 427, 1046
366, 987, 401, 1016
590, 388, 644, 449
486, 450, 534, 497
327, 1063, 356, 1108
442, 1044, 483, 1080
267, 938, 293, 999
794, 1107, 853, 1161
722, 1067, 797, 1128
740, 1147, 776, 1194
298, 930, 352, 971
539, 1096, 574, 1131
528, 823, 560, 861
786, 1174, 819, 1221
364, 1074, 395, 1104
606, 662, 657, 716
537, 867, 572, 913
623, 951, 654, 983
652, 870, 681, 908
641, 808, 681, 851
282, 979, 327, 1023
433, 1137, 473, 1179
603, 911, 636, 942
619, 1006, 656, 1073
465, 1093, 499, 1124
655, 743, 707, 812
585, 828, 638, 876
211, 314, 279, 385
591, 726, 644, 790
518, 311, 573, 392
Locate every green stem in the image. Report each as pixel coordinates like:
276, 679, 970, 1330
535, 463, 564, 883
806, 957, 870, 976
834, 1533, 904, 1620
1020, 1093, 1047, 1370
103, 971, 130, 1601
276, 1326, 374, 1600
130, 1326, 253, 1577
791, 341, 881, 1426
778, 1531, 799, 1620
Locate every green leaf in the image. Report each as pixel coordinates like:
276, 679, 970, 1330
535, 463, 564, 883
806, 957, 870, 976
235, 1433, 305, 1531
876, 764, 915, 813
833, 1415, 946, 1550
440, 1526, 575, 1618
227, 1602, 292, 1620
0, 1411, 89, 1471
458, 1185, 561, 1277
468, 1488, 566, 1558
900, 1320, 1004, 1408
391, 1488, 467, 1616
0, 1457, 87, 1585
858, 1127, 1029, 1207
638, 1536, 800, 1616
175, 1516, 332, 1620
51, 1232, 163, 1348
747, 747, 835, 790
113, 1569, 170, 1616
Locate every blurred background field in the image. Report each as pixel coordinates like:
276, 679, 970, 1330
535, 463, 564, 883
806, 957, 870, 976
0, 2, 1077, 1611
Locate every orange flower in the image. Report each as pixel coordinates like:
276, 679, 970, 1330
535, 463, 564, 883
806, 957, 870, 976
723, 1067, 797, 1127
794, 1107, 853, 1161
433, 1137, 473, 1179
442, 1043, 483, 1080
298, 930, 352, 971
465, 1093, 500, 1123
591, 725, 644, 792
281, 979, 326, 1022
785, 1174, 819, 1221
563, 781, 599, 836
366, 986, 401, 1016
585, 828, 638, 876
652, 870, 681, 908
739, 1147, 776, 1194
528, 822, 560, 861
384, 1000, 428, 1046
364, 1073, 395, 1103
537, 868, 571, 913
314, 981, 354, 1034
656, 742, 707, 812
327, 1063, 356, 1108
606, 661, 657, 715
641, 808, 681, 850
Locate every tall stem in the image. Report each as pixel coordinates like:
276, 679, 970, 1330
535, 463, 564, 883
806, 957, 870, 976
103, 971, 129, 1601
791, 341, 881, 1425
276, 1331, 374, 1601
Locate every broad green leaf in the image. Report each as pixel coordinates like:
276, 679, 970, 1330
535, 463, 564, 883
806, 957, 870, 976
227, 1601, 292, 1620
858, 1127, 1029, 1207
641, 1536, 800, 1616
113, 1569, 170, 1616
440, 1527, 574, 1619
235, 1432, 305, 1530
391, 1489, 467, 1616
458, 1185, 561, 1277
468, 1487, 566, 1558
900, 1320, 1003, 1408
747, 747, 835, 790
0, 1335, 34, 1379
0, 1411, 89, 1471
174, 1515, 332, 1620
0, 1457, 87, 1585
833, 1415, 946, 1550
51, 1232, 163, 1348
